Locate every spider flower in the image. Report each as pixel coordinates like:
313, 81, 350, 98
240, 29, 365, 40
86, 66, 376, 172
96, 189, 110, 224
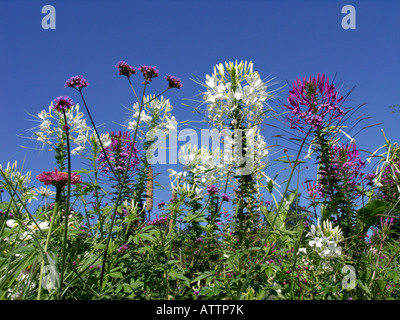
284, 74, 344, 130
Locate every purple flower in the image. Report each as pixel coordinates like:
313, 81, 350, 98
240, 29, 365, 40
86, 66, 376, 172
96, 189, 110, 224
97, 130, 139, 174
158, 201, 166, 209
53, 96, 74, 112
148, 214, 168, 226
118, 244, 129, 254
221, 193, 230, 202
139, 65, 159, 84
195, 237, 204, 243
193, 290, 200, 296
207, 185, 219, 195
284, 74, 344, 130
165, 74, 182, 89
65, 75, 89, 90
116, 61, 136, 79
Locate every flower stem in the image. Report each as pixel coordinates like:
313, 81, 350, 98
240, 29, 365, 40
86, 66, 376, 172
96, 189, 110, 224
98, 82, 148, 291
236, 127, 312, 299
37, 186, 61, 300
78, 89, 121, 184
59, 110, 72, 298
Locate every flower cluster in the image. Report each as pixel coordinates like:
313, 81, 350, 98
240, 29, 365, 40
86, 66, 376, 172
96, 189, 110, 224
64, 76, 89, 90
284, 74, 345, 130
207, 185, 219, 195
203, 60, 272, 128
97, 130, 139, 174
34, 103, 108, 155
305, 219, 343, 259
115, 61, 136, 79
165, 74, 182, 89
53, 96, 74, 112
117, 244, 129, 253
147, 214, 168, 226
139, 65, 159, 84
128, 95, 174, 136
36, 169, 82, 187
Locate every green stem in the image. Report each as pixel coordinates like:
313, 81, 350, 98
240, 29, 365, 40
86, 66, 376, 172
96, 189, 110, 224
59, 111, 72, 298
236, 127, 312, 299
98, 82, 148, 291
37, 186, 61, 300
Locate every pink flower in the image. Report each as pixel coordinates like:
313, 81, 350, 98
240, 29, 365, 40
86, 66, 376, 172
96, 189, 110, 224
65, 75, 89, 90
284, 74, 344, 130
115, 61, 136, 79
36, 169, 82, 187
165, 74, 182, 89
53, 96, 74, 112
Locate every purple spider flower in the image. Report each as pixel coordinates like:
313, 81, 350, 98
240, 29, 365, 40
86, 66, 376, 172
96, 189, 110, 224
221, 193, 231, 202
53, 96, 74, 112
115, 61, 137, 79
284, 74, 344, 130
65, 75, 89, 90
165, 74, 182, 89
97, 130, 139, 174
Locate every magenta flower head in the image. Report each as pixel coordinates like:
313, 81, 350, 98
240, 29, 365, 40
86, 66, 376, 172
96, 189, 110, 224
165, 74, 182, 89
139, 65, 159, 84
53, 96, 74, 112
116, 61, 136, 79
207, 185, 220, 195
65, 75, 89, 90
36, 168, 82, 187
284, 74, 344, 130
221, 193, 231, 202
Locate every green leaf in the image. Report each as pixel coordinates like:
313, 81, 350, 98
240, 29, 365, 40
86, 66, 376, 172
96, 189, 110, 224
356, 200, 389, 234
108, 271, 123, 279
261, 205, 284, 231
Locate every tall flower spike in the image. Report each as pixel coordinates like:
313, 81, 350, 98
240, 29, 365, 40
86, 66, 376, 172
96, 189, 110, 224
284, 74, 344, 130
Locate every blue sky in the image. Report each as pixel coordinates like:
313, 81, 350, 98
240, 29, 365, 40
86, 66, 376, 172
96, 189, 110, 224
1, 0, 399, 211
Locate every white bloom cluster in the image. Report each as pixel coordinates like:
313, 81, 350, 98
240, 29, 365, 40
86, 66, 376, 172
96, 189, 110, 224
0, 161, 32, 187
168, 144, 225, 200
128, 95, 174, 138
203, 61, 274, 195
306, 219, 343, 259
34, 103, 111, 155
203, 60, 271, 128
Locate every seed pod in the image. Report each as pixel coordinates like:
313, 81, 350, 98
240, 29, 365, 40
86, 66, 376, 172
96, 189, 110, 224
146, 166, 153, 212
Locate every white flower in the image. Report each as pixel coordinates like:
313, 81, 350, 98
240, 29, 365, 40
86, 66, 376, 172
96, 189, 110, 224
28, 221, 49, 231
34, 186, 56, 198
6, 219, 19, 228
297, 248, 307, 255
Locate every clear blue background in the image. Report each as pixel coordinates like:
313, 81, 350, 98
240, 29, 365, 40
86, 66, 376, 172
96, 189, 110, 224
1, 0, 399, 211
